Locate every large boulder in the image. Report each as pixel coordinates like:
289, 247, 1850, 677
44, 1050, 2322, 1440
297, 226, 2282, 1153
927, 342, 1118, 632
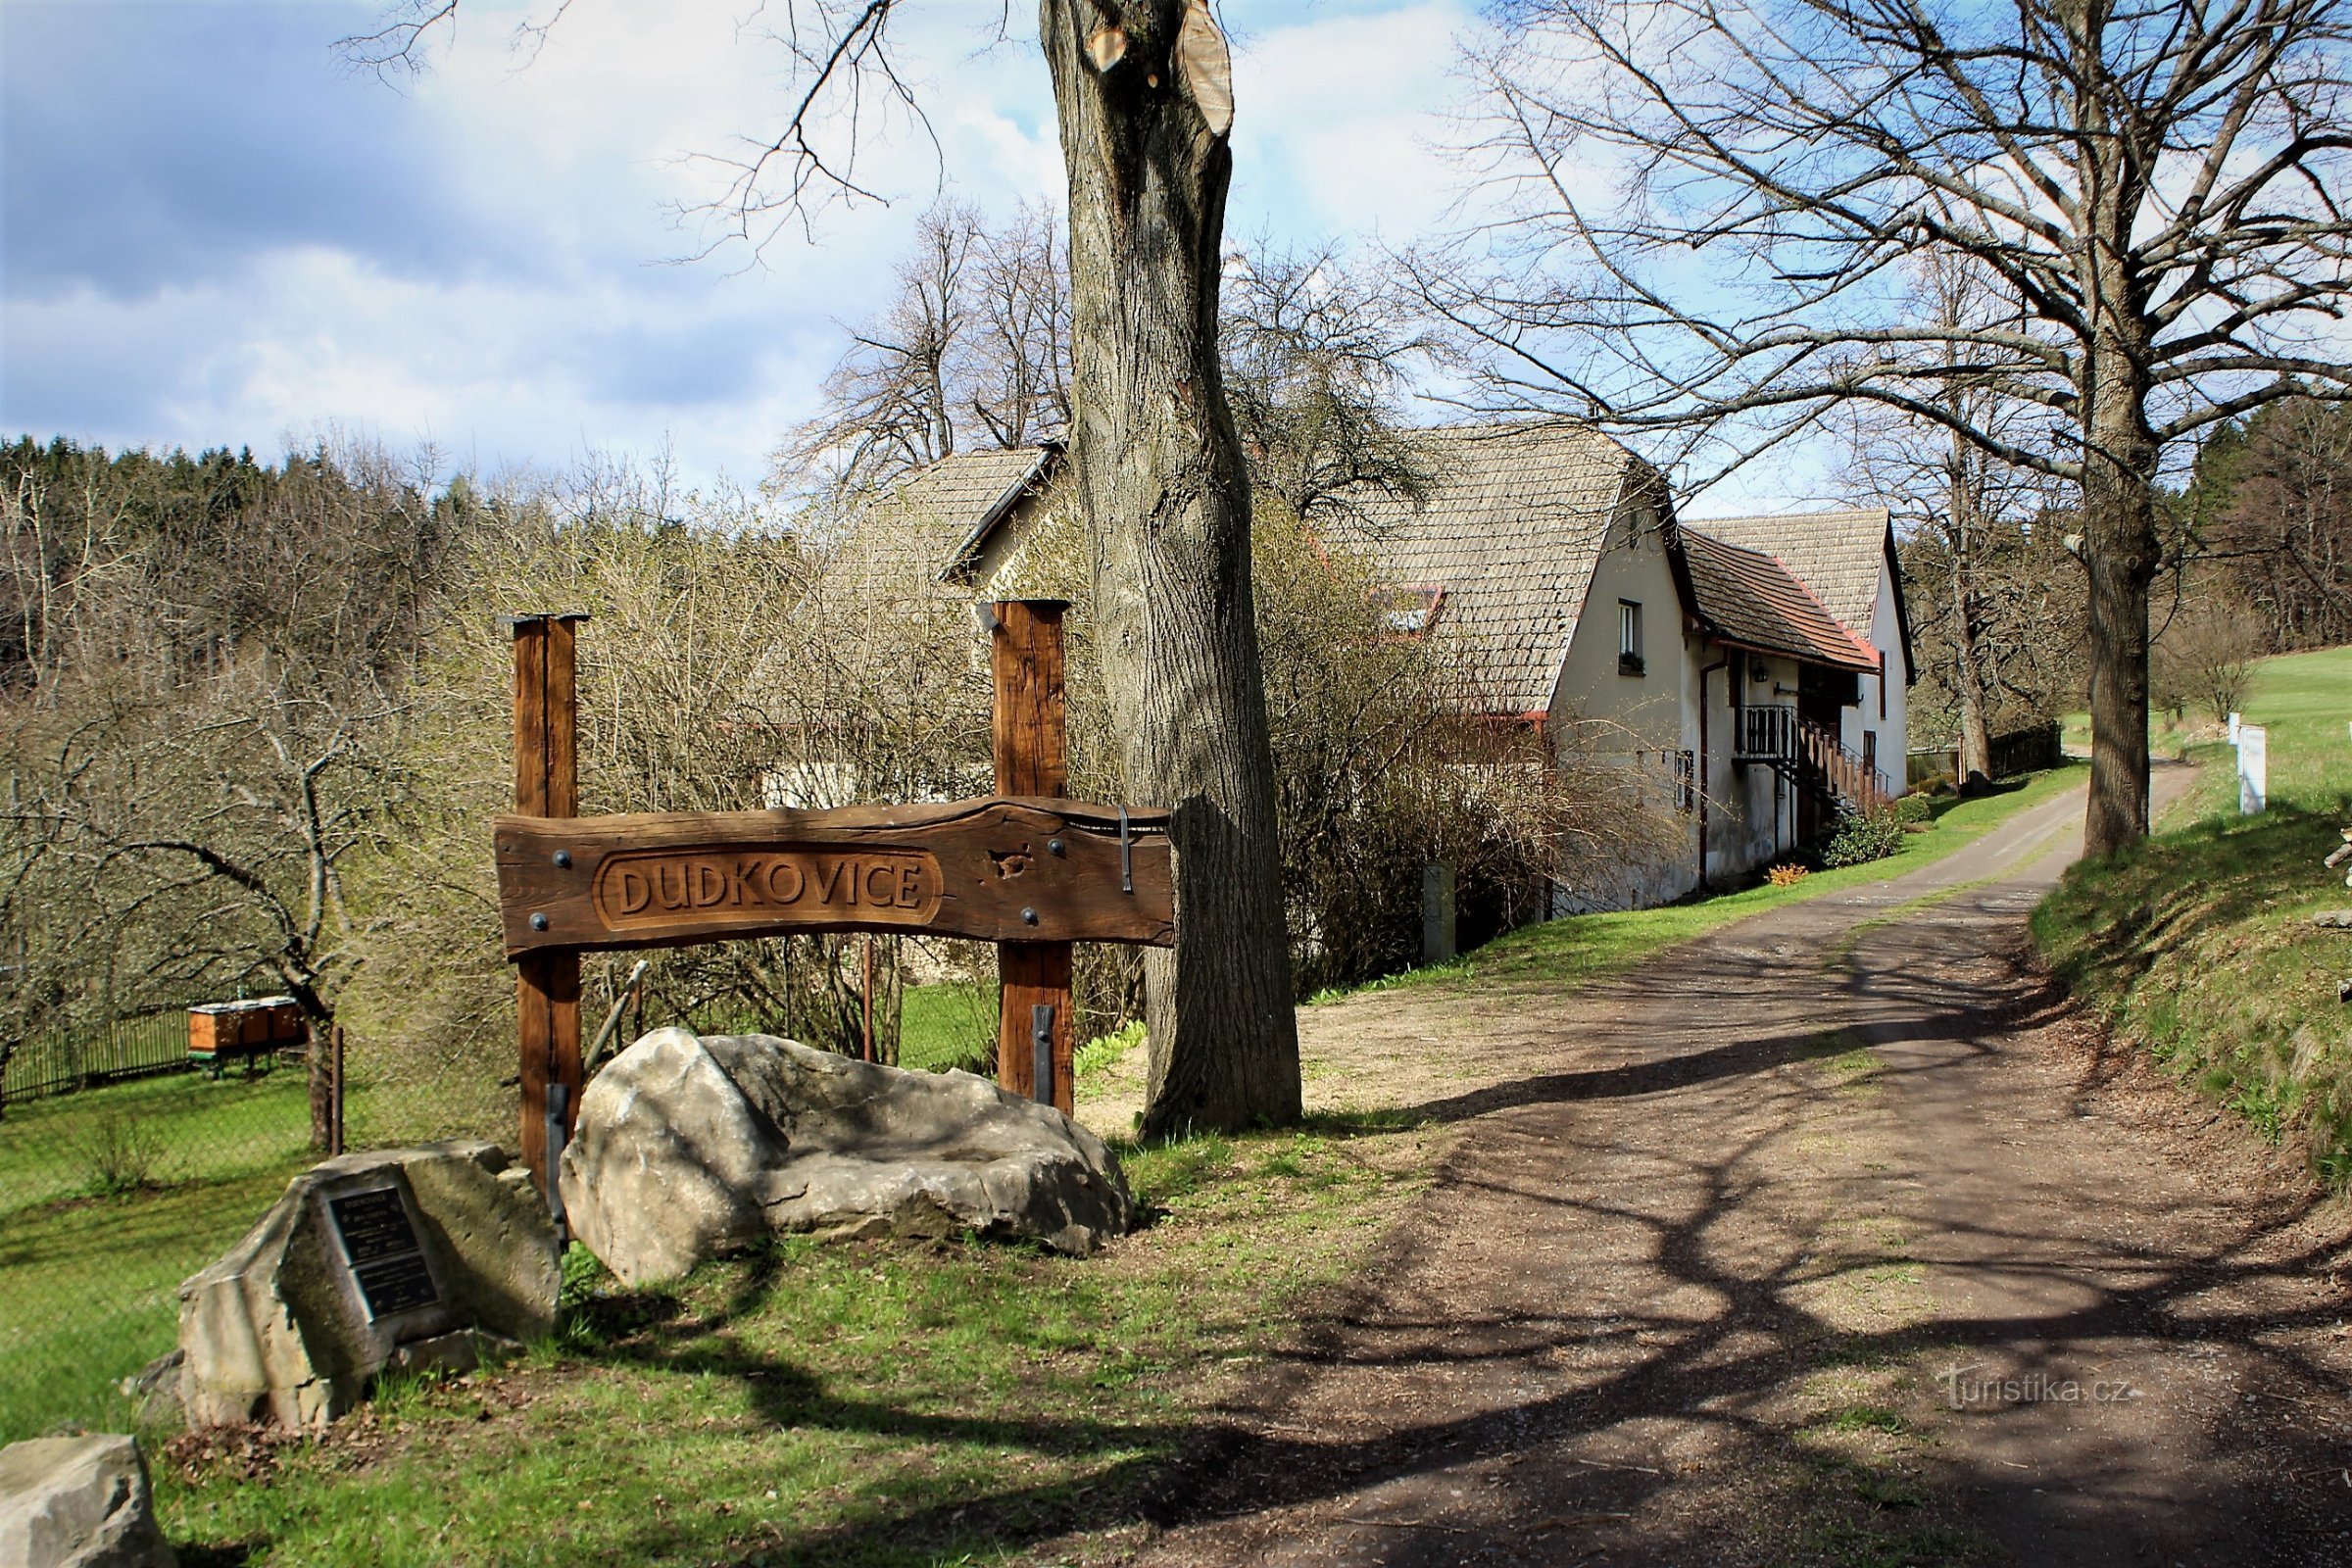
178, 1142, 557, 1430
0, 1435, 174, 1568
561, 1030, 1138, 1285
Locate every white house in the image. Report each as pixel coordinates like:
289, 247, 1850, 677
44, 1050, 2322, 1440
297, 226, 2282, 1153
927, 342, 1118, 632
857, 422, 1912, 912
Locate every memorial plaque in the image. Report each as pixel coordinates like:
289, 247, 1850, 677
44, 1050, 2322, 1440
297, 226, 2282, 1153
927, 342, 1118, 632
326, 1187, 441, 1320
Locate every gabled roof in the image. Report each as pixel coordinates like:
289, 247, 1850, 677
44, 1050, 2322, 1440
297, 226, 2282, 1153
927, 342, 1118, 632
1333, 423, 1646, 714
1680, 508, 1892, 632
1679, 528, 1882, 672
843, 445, 1058, 591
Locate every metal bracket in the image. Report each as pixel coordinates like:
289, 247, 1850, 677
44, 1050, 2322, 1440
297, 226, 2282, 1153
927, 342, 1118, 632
1031, 1004, 1055, 1105
544, 1083, 570, 1245
1118, 806, 1134, 895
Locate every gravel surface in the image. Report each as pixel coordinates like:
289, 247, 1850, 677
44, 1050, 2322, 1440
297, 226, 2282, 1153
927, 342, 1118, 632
1126, 765, 2352, 1566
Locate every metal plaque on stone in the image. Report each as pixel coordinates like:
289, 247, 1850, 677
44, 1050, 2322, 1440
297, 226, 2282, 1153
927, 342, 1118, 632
326, 1186, 441, 1320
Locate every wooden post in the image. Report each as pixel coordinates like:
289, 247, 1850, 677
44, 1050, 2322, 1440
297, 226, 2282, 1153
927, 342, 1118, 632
307, 1019, 331, 1153
991, 600, 1074, 1114
328, 1023, 346, 1157
511, 612, 586, 1198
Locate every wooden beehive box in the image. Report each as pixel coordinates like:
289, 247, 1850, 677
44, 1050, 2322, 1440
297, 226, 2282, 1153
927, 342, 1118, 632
188, 997, 305, 1059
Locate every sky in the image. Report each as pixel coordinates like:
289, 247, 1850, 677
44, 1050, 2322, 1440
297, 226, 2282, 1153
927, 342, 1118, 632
0, 0, 1830, 508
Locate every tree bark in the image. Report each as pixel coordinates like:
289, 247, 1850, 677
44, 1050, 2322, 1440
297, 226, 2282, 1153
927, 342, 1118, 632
1952, 576, 1994, 781
2082, 374, 2160, 859
1039, 0, 1300, 1135
1944, 439, 1995, 781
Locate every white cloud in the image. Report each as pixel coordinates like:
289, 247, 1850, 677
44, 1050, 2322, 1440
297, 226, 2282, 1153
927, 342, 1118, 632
4, 0, 1500, 487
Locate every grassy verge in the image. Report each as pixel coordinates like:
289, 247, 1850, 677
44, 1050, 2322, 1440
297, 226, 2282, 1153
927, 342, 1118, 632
1321, 762, 2087, 1000
898, 981, 999, 1074
155, 1125, 1416, 1567
2035, 645, 2352, 1186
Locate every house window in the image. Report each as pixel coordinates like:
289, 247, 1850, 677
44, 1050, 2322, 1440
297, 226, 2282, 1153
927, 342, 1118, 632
1618, 600, 1643, 675
1863, 730, 1878, 779
1675, 748, 1696, 813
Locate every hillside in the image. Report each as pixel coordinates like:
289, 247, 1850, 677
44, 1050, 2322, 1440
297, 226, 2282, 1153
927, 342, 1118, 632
2035, 645, 2352, 1184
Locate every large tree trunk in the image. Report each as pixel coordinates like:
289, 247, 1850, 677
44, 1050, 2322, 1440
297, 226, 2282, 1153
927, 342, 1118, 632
1944, 447, 1994, 780
1951, 580, 1994, 781
1039, 0, 1301, 1135
2081, 381, 2160, 858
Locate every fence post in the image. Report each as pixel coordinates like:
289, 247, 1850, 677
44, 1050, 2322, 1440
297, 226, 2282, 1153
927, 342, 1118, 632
990, 600, 1075, 1115
328, 1024, 346, 1156
509, 612, 587, 1200
307, 1019, 332, 1153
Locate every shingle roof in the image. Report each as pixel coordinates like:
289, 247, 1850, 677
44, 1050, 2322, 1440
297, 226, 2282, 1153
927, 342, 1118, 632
1680, 508, 1891, 633
834, 446, 1056, 595
1680, 528, 1882, 673
1336, 423, 1643, 714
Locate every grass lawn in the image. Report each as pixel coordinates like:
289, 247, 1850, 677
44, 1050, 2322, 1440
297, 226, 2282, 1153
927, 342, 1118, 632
1, 1068, 317, 1442
897, 981, 999, 1074
1334, 761, 2089, 1000
139, 764, 2089, 1566
2036, 644, 2352, 1185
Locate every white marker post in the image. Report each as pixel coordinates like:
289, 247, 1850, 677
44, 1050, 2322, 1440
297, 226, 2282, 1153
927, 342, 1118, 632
2237, 722, 2269, 815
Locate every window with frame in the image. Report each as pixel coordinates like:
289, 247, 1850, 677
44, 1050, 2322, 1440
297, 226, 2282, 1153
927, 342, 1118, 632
1618, 600, 1643, 675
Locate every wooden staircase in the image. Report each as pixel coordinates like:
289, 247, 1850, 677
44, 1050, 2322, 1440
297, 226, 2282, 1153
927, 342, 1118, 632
1734, 706, 1893, 817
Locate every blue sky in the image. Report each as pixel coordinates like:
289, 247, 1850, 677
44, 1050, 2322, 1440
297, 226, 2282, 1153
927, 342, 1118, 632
2, 0, 1516, 495
2, 1, 1848, 510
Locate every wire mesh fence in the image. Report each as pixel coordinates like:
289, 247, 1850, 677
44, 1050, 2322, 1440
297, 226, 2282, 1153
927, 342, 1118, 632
0, 1026, 332, 1442
3, 1010, 190, 1102
0, 943, 1036, 1444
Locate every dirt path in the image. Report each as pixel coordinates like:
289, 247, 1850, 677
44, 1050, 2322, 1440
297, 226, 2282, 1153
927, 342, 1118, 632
1129, 769, 2352, 1566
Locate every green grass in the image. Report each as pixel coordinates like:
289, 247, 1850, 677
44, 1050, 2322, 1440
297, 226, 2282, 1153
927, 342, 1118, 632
1316, 763, 2088, 1002
896, 982, 999, 1074
2036, 644, 2352, 1185
21, 760, 2104, 1555
1, 1068, 317, 1441
154, 1124, 1414, 1567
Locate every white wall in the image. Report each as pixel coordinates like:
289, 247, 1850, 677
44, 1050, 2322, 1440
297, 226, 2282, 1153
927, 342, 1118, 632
1546, 504, 1701, 911
1825, 559, 1908, 798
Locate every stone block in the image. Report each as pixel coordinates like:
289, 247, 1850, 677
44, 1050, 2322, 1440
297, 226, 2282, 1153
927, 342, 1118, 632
561, 1030, 1138, 1286
0, 1435, 174, 1568
177, 1142, 556, 1429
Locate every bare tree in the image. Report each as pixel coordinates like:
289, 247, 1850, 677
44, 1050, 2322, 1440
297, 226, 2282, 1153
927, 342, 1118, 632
1423, 0, 2352, 857
1, 438, 444, 1146
1841, 257, 2077, 777
355, 0, 1302, 1135
1221, 244, 1436, 526
775, 200, 982, 498
2152, 570, 2265, 725
774, 199, 1074, 502
960, 200, 1072, 450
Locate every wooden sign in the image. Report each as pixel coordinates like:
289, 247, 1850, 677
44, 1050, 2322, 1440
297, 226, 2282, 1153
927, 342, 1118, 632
497, 599, 1147, 1197
494, 797, 1172, 956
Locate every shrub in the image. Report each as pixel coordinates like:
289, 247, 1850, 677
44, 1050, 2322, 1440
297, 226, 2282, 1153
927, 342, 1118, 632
1766, 862, 1810, 887
1820, 808, 1909, 868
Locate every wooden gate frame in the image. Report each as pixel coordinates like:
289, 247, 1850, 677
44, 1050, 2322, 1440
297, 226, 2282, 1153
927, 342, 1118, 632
499, 601, 1171, 1198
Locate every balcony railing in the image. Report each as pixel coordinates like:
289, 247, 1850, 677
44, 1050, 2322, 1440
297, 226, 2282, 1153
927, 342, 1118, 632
1734, 705, 1892, 813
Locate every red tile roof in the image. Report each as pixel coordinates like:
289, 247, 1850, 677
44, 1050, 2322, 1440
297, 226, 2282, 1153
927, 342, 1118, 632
1680, 527, 1881, 673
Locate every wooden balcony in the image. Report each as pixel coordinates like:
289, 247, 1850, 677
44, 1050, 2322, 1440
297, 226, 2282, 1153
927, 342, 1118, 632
1733, 705, 1892, 815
